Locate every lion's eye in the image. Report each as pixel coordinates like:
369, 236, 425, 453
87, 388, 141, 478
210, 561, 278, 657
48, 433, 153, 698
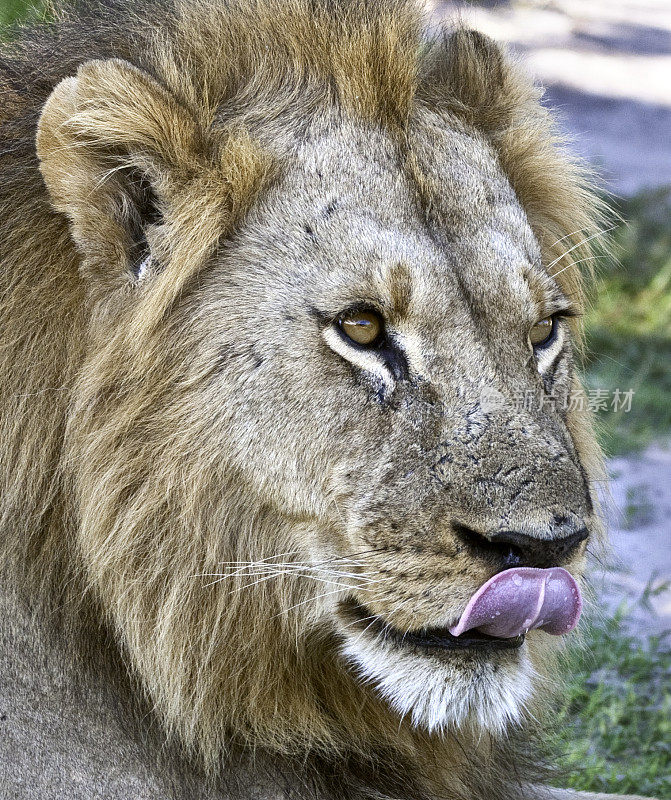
339, 310, 383, 346
529, 316, 555, 347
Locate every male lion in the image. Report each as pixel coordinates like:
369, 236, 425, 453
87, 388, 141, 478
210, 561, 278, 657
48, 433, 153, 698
0, 1, 651, 799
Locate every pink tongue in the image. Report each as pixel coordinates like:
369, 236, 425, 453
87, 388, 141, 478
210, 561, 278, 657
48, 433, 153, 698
449, 567, 582, 639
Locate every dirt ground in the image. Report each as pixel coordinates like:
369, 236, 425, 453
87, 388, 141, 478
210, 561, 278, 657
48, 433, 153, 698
430, 0, 671, 638
596, 443, 671, 637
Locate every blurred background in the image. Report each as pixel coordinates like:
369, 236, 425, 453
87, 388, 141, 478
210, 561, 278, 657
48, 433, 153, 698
2, 0, 670, 795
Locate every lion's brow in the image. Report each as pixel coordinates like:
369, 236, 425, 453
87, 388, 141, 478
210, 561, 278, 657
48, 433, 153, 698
387, 261, 414, 317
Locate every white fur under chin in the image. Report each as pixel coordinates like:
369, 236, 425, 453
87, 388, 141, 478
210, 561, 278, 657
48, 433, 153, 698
342, 629, 536, 736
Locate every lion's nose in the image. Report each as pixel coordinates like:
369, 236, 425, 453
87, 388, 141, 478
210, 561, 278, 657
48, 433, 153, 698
453, 519, 588, 569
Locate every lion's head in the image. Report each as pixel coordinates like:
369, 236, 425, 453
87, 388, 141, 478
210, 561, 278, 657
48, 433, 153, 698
1, 0, 606, 795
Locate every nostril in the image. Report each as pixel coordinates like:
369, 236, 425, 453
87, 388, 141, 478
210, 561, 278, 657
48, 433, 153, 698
452, 520, 588, 569
452, 522, 489, 554
452, 522, 525, 566
502, 543, 525, 567
487, 527, 588, 569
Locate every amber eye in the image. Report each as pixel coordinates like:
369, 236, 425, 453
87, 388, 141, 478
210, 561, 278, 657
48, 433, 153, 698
339, 310, 384, 346
529, 316, 554, 347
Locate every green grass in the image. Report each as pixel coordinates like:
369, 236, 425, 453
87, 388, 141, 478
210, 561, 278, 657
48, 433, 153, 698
550, 608, 671, 798
0, 0, 34, 27
584, 188, 671, 455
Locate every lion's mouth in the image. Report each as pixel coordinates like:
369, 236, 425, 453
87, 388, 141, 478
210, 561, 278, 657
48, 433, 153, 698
340, 600, 525, 652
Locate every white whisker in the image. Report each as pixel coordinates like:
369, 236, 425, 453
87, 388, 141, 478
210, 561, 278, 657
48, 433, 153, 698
197, 564, 384, 584
340, 613, 380, 632
216, 550, 300, 567
271, 587, 347, 618
230, 571, 364, 594
546, 226, 616, 274
548, 227, 590, 250
550, 254, 605, 279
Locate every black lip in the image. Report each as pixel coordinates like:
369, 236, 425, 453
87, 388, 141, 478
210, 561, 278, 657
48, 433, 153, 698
341, 601, 525, 652
400, 626, 525, 651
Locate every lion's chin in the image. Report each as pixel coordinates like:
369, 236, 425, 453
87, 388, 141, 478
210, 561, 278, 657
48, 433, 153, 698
338, 607, 536, 736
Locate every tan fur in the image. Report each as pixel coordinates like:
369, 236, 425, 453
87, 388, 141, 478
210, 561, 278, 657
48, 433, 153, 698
1, 2, 624, 799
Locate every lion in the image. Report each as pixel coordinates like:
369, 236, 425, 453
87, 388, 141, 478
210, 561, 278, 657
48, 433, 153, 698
0, 1, 652, 799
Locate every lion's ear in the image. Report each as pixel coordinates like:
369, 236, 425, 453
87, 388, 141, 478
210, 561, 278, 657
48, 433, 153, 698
36, 58, 262, 293
422, 29, 536, 131
37, 58, 208, 289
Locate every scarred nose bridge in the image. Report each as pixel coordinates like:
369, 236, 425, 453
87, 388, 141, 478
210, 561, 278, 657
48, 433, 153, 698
404, 379, 595, 570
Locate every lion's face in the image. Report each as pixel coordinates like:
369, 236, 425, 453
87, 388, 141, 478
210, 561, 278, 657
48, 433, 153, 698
177, 119, 595, 735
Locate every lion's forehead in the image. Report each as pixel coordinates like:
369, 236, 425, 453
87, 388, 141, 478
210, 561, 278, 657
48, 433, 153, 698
250, 118, 541, 322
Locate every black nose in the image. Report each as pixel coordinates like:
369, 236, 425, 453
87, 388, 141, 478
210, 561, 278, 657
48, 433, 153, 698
453, 520, 588, 569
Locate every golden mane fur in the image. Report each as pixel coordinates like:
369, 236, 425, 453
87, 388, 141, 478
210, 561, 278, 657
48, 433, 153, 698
0, 2, 607, 797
